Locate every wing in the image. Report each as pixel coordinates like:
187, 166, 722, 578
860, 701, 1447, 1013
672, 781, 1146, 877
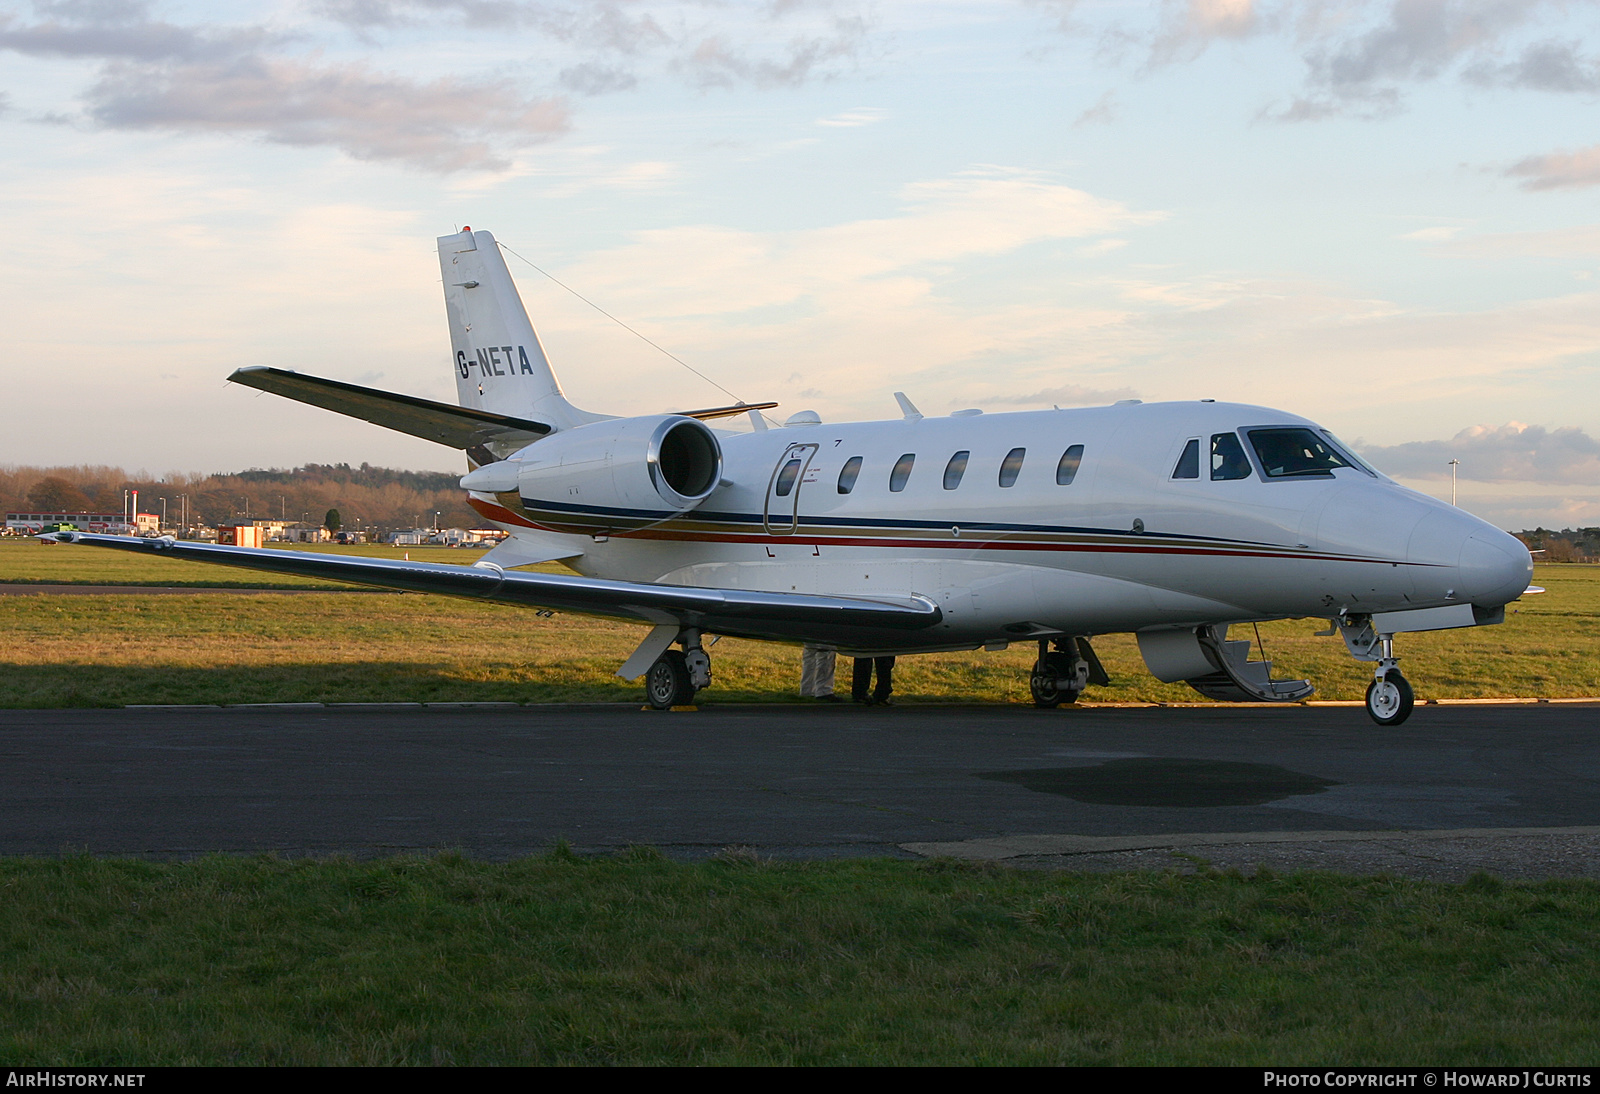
42, 532, 942, 644
229, 367, 552, 452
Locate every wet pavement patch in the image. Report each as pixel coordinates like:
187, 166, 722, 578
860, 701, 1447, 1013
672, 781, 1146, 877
978, 758, 1340, 808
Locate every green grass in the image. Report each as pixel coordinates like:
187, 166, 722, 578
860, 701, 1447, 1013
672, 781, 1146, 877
3, 853, 1599, 1065
1, 533, 1594, 707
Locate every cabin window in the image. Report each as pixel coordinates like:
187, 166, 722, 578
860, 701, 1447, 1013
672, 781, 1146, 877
774, 458, 803, 497
1172, 439, 1200, 479
1210, 433, 1252, 480
1056, 445, 1084, 486
889, 453, 916, 492
1247, 428, 1351, 478
998, 448, 1025, 488
837, 456, 863, 494
943, 451, 969, 490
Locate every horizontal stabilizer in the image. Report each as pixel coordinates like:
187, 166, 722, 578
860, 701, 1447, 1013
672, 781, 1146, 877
679, 401, 778, 422
42, 532, 942, 644
229, 366, 551, 452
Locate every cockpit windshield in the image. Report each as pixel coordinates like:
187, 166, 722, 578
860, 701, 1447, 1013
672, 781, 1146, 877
1246, 428, 1353, 478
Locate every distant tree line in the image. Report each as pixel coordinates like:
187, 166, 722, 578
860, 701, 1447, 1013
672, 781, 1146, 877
1514, 528, 1600, 563
0, 463, 477, 533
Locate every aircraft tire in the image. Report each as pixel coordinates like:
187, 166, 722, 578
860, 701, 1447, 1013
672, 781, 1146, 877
1030, 663, 1079, 709
1365, 671, 1414, 726
646, 650, 695, 710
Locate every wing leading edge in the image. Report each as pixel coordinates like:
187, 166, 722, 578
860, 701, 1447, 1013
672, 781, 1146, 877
42, 532, 942, 643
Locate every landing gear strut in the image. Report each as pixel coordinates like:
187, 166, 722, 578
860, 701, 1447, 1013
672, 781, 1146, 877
645, 629, 712, 710
1030, 637, 1092, 708
1365, 633, 1414, 726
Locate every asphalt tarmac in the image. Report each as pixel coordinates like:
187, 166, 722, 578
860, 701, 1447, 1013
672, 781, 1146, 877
5, 702, 1600, 879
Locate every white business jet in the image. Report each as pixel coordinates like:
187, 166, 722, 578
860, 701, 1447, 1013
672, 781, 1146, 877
45, 228, 1534, 724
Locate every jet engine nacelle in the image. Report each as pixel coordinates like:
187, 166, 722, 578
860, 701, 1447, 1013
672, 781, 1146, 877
462, 414, 724, 515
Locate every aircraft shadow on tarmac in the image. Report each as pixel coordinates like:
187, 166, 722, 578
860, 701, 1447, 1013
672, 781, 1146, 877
978, 758, 1342, 808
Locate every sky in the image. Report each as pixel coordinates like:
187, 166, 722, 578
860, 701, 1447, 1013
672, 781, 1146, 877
2, 0, 1599, 530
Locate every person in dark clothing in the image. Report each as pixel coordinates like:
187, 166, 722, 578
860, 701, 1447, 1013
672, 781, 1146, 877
851, 656, 895, 705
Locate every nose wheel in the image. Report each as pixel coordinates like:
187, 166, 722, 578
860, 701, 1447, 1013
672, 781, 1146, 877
1365, 668, 1414, 726
1030, 637, 1091, 708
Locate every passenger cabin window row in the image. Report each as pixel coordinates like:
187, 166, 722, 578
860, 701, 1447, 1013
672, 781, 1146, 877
832, 445, 1086, 494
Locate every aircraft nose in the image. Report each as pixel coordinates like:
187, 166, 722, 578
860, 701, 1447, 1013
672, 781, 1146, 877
1456, 529, 1534, 608
1408, 509, 1533, 608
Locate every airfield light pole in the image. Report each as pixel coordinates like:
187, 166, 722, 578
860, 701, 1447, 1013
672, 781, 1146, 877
159, 497, 167, 530
1449, 459, 1460, 506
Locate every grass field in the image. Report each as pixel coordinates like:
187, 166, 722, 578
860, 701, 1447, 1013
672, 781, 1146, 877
0, 538, 1594, 706
4, 852, 1600, 1065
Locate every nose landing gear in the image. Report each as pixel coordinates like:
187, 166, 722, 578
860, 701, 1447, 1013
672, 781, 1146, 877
1364, 633, 1414, 726
1029, 637, 1106, 708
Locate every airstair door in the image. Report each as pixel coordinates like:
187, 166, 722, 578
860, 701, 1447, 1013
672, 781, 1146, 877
764, 443, 818, 535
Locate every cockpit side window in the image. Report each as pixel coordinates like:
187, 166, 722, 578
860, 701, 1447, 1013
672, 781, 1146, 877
1210, 433, 1252, 480
1056, 445, 1084, 486
1247, 428, 1352, 478
1172, 438, 1200, 480
1320, 431, 1379, 478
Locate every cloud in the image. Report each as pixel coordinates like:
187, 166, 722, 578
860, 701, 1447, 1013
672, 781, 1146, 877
1400, 225, 1463, 242
0, 1, 874, 169
815, 106, 885, 126
0, 1, 280, 62
1072, 89, 1117, 127
1506, 144, 1600, 191
83, 56, 568, 171
1149, 0, 1266, 66
317, 0, 868, 89
0, 3, 569, 171
680, 25, 865, 89
1072, 0, 1598, 122
521, 167, 1158, 420
1358, 422, 1600, 484
1434, 223, 1600, 255
1464, 38, 1600, 92
559, 62, 637, 95
974, 383, 1140, 407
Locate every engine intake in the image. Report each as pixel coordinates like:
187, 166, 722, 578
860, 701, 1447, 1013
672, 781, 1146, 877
466, 414, 724, 531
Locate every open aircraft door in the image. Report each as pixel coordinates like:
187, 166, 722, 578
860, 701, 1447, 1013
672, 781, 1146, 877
764, 443, 818, 535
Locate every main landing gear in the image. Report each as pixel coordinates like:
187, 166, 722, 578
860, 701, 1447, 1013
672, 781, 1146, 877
1365, 633, 1414, 726
1030, 637, 1107, 708
645, 629, 712, 710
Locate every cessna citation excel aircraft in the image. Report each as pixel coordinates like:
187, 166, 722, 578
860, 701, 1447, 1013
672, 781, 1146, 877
45, 228, 1534, 725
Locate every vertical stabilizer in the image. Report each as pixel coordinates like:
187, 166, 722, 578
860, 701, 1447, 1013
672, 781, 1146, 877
438, 228, 605, 432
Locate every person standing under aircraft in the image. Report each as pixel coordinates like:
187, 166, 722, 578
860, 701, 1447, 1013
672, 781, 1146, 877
800, 646, 840, 702
852, 656, 895, 705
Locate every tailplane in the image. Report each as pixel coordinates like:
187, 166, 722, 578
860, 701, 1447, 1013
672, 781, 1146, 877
438, 228, 608, 433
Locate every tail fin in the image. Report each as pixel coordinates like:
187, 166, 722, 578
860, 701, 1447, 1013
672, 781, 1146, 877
438, 228, 606, 433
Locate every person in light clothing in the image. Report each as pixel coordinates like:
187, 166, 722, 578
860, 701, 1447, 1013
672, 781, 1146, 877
800, 646, 840, 701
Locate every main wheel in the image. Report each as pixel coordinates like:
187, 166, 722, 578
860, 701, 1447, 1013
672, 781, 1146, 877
646, 650, 695, 710
1030, 659, 1080, 709
1365, 671, 1414, 726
